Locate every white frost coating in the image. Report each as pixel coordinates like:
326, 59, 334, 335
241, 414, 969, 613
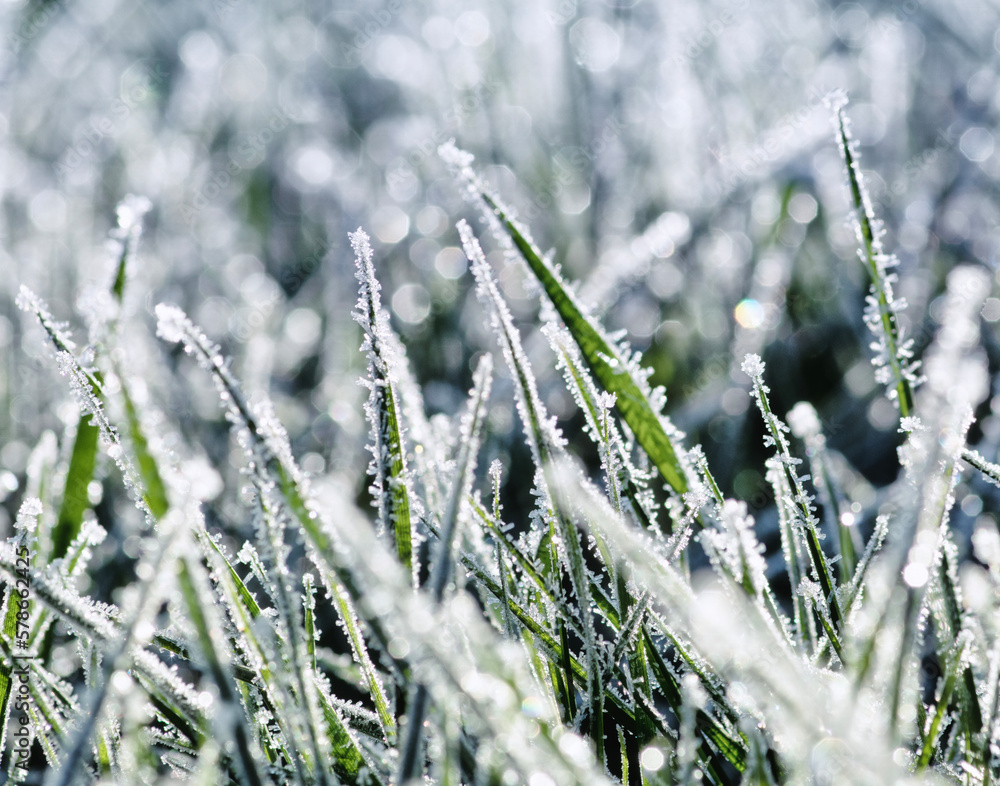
741, 353, 765, 380
489, 458, 503, 488
17, 285, 77, 353
830, 96, 922, 410
321, 485, 616, 786
441, 140, 695, 479
115, 194, 152, 233
154, 303, 188, 344
460, 219, 565, 464
786, 402, 821, 440
706, 500, 769, 598
14, 497, 42, 541
17, 496, 43, 520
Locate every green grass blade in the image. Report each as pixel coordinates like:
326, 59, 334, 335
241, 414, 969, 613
118, 381, 169, 519
176, 555, 267, 786
315, 680, 385, 786
303, 573, 317, 672
462, 221, 606, 760
351, 229, 414, 577
52, 415, 100, 560
199, 529, 262, 619
935, 541, 984, 747
442, 144, 691, 498
831, 97, 917, 417
108, 194, 151, 305
489, 191, 688, 495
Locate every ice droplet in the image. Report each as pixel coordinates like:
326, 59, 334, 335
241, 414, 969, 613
155, 303, 188, 344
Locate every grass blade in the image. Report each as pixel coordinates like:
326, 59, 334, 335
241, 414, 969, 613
176, 554, 266, 786
398, 354, 492, 783
461, 220, 606, 762
830, 94, 919, 417
442, 143, 692, 499
351, 228, 415, 579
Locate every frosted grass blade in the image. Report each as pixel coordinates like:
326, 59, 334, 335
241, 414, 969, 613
118, 382, 169, 520
830, 95, 919, 417
398, 354, 492, 783
351, 228, 415, 579
176, 554, 267, 786
442, 143, 692, 499
743, 354, 844, 642
461, 220, 606, 761
52, 416, 99, 560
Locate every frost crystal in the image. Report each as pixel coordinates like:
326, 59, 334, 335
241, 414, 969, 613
741, 353, 765, 379
786, 402, 821, 440
15, 497, 43, 535
155, 303, 188, 344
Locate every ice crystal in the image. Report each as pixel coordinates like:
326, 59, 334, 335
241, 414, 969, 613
741, 353, 765, 380
15, 496, 43, 535
786, 402, 821, 440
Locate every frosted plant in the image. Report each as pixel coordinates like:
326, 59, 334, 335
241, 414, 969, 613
8, 82, 1000, 786
743, 353, 844, 655
830, 93, 921, 417
442, 141, 698, 504
787, 401, 859, 582
351, 228, 417, 582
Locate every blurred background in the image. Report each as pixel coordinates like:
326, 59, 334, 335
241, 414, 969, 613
2, 0, 1000, 548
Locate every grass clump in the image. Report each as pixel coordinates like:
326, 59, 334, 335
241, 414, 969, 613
2, 96, 1000, 786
